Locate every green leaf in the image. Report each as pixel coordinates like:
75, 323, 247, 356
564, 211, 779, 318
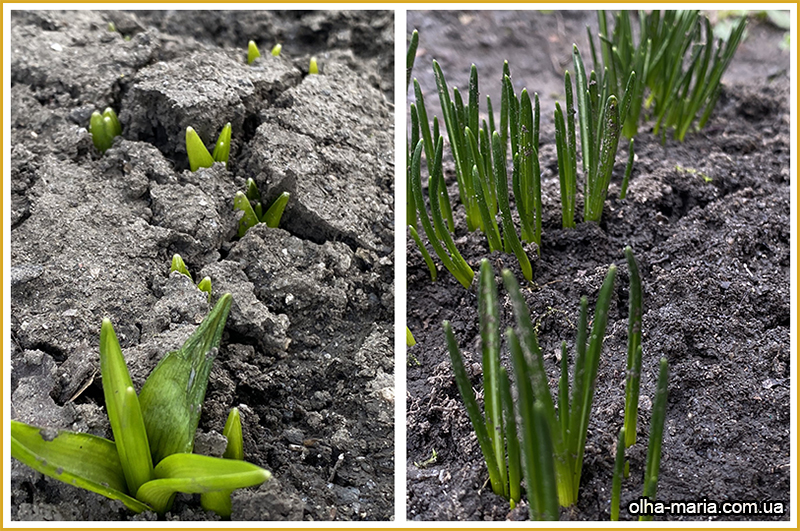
197, 276, 212, 302
309, 57, 319, 74
245, 178, 262, 202
262, 191, 290, 228
611, 427, 626, 521
623, 246, 643, 447
137, 453, 271, 515
103, 107, 122, 137
234, 191, 260, 238
186, 126, 215, 172
408, 225, 437, 282
99, 319, 154, 496
170, 253, 191, 278
200, 407, 244, 517
10, 420, 151, 513
640, 357, 669, 521
138, 294, 233, 465
406, 29, 419, 90
406, 326, 417, 347
271, 43, 282, 57
212, 122, 231, 164
247, 40, 261, 65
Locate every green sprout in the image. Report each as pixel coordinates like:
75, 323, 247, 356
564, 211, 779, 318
186, 123, 231, 172
622, 246, 643, 448
200, 407, 244, 517
234, 178, 290, 237
640, 357, 669, 521
11, 295, 272, 515
610, 427, 626, 521
589, 10, 746, 141
558, 45, 633, 224
170, 253, 212, 301
406, 326, 417, 347
247, 40, 261, 65
89, 107, 122, 153
271, 43, 282, 57
446, 258, 619, 516
309, 57, 319, 74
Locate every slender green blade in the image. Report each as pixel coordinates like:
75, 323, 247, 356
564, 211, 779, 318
10, 420, 151, 513
478, 260, 506, 495
138, 294, 233, 465
262, 192, 290, 228
623, 246, 643, 447
499, 367, 520, 506
99, 319, 154, 496
569, 265, 617, 499
409, 225, 437, 281
186, 126, 215, 172
212, 122, 232, 164
234, 191, 260, 238
138, 453, 271, 514
640, 358, 669, 521
620, 138, 635, 199
406, 29, 419, 90
245, 178, 262, 202
443, 320, 503, 496
585, 96, 621, 223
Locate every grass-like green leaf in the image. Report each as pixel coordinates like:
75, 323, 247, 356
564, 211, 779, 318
212, 122, 231, 165
10, 420, 151, 513
620, 138, 635, 199
137, 453, 270, 515
234, 191, 260, 238
499, 367, 520, 506
99, 319, 154, 496
170, 253, 191, 279
138, 294, 232, 465
409, 225, 437, 281
186, 126, 215, 172
262, 191, 290, 228
247, 40, 260, 65
640, 357, 669, 521
407, 29, 419, 90
623, 246, 643, 447
444, 320, 503, 496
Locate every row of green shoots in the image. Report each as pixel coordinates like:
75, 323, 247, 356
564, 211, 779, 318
445, 248, 668, 520
407, 11, 745, 288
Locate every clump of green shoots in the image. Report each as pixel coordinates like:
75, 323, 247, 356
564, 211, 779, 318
11, 295, 272, 516
170, 253, 212, 301
234, 178, 290, 237
445, 257, 619, 518
186, 123, 231, 172
555, 45, 635, 225
90, 107, 122, 153
589, 10, 746, 141
247, 40, 261, 64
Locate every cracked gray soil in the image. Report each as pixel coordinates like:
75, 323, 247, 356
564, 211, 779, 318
10, 10, 394, 521
406, 11, 790, 521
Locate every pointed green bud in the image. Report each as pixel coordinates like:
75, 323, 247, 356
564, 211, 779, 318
186, 126, 215, 172
90, 111, 112, 153
170, 253, 191, 279
99, 319, 154, 495
245, 177, 261, 201
247, 40, 261, 65
406, 327, 416, 347
309, 56, 319, 74
233, 191, 260, 237
262, 191, 290, 228
212, 122, 231, 164
222, 407, 244, 461
138, 294, 233, 465
271, 43, 282, 57
197, 276, 212, 302
103, 107, 122, 137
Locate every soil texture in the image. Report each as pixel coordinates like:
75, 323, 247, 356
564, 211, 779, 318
10, 10, 394, 521
406, 10, 790, 521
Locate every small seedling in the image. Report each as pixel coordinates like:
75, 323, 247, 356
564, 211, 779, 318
234, 178, 290, 237
639, 357, 669, 521
11, 295, 272, 515
186, 123, 231, 172
271, 43, 282, 57
406, 326, 417, 347
309, 57, 319, 74
170, 253, 212, 301
200, 407, 244, 517
247, 40, 261, 64
90, 107, 122, 153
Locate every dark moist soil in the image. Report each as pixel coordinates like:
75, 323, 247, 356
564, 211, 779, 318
406, 11, 790, 522
10, 10, 394, 521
